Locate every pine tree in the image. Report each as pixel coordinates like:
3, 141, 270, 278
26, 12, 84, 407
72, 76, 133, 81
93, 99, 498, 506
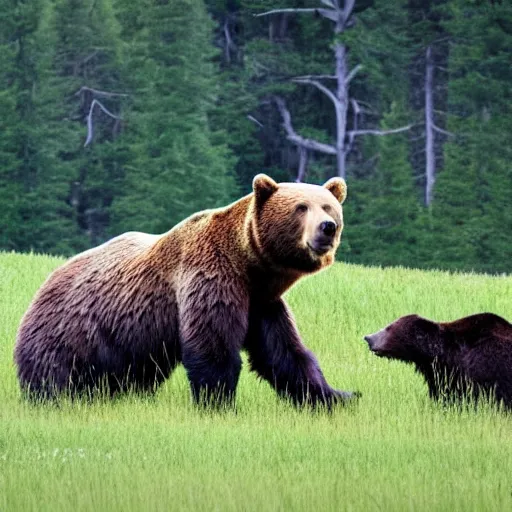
1, 0, 510, 273
343, 103, 421, 267
0, 0, 130, 255
111, 0, 238, 235
0, 2, 23, 249
0, 0, 63, 253
36, 0, 129, 252
429, 0, 512, 273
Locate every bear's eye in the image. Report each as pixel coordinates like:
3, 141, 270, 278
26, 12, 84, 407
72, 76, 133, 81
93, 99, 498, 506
295, 204, 308, 213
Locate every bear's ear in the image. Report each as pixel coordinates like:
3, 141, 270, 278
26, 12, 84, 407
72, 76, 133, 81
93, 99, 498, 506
323, 177, 347, 204
412, 316, 440, 336
253, 174, 278, 205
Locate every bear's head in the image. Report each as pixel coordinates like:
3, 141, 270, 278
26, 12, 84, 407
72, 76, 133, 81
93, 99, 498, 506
364, 315, 443, 363
250, 173, 347, 273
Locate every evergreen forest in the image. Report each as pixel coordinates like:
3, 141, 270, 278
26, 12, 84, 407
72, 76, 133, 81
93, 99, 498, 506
1, 0, 510, 274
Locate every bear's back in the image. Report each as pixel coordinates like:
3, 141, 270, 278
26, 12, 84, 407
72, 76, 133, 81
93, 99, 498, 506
29, 231, 164, 320
445, 314, 512, 405
444, 313, 512, 347
69, 231, 161, 268
15, 231, 178, 394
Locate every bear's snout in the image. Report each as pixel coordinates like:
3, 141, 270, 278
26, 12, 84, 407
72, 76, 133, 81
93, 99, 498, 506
320, 220, 336, 237
364, 334, 376, 349
306, 219, 338, 256
364, 330, 387, 355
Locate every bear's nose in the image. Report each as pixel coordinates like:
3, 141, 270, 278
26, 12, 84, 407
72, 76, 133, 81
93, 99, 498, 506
320, 221, 336, 237
364, 335, 374, 348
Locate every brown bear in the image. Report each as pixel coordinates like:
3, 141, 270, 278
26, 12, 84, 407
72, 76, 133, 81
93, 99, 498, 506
364, 313, 512, 408
15, 173, 356, 407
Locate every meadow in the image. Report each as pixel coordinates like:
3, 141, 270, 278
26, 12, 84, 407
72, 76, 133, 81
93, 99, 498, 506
1, 251, 511, 511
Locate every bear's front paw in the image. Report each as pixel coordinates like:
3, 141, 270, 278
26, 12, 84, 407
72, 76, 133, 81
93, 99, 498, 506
333, 389, 361, 405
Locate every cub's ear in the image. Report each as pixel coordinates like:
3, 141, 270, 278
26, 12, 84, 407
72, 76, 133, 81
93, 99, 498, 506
253, 174, 278, 204
323, 177, 347, 204
413, 316, 440, 335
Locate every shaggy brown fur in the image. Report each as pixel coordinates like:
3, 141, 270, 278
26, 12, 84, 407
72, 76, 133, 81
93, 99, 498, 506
364, 313, 512, 408
15, 174, 356, 406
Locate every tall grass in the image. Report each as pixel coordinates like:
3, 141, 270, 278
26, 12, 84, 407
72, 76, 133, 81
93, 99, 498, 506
1, 251, 511, 511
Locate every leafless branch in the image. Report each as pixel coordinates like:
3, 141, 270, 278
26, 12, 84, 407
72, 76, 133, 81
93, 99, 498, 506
80, 51, 99, 67
351, 98, 361, 116
255, 8, 318, 17
274, 96, 336, 155
73, 51, 101, 76
342, 0, 356, 25
292, 78, 338, 106
432, 124, 455, 137
345, 64, 363, 84
256, 7, 339, 22
349, 125, 413, 138
76, 86, 129, 98
247, 115, 263, 127
292, 74, 337, 81
352, 98, 376, 111
84, 99, 122, 147
223, 19, 236, 63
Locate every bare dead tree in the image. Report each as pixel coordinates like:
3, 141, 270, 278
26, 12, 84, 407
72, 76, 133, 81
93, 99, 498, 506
222, 16, 240, 64
257, 1, 411, 179
423, 46, 454, 206
75, 86, 129, 99
274, 96, 337, 156
75, 87, 127, 147
296, 147, 309, 182
424, 46, 435, 206
84, 99, 122, 147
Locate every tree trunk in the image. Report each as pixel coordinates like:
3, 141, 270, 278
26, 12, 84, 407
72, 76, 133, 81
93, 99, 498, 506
296, 147, 308, 182
424, 45, 435, 206
334, 41, 348, 179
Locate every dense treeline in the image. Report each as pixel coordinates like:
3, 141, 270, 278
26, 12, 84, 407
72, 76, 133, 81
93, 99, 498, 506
0, 0, 510, 273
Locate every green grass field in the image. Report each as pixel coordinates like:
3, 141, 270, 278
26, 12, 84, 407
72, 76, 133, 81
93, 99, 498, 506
1, 251, 511, 511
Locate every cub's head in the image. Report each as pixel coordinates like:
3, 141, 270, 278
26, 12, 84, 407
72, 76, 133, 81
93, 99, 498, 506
364, 315, 442, 363
250, 173, 347, 273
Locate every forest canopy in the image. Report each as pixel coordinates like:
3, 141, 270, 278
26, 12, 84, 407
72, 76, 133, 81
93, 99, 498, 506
0, 0, 510, 274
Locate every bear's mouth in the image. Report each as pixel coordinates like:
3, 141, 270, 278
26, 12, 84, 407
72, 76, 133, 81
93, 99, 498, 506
307, 242, 332, 256
369, 345, 394, 358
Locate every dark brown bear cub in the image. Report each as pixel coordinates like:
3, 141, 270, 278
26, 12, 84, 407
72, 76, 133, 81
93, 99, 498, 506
364, 313, 512, 408
16, 174, 356, 407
